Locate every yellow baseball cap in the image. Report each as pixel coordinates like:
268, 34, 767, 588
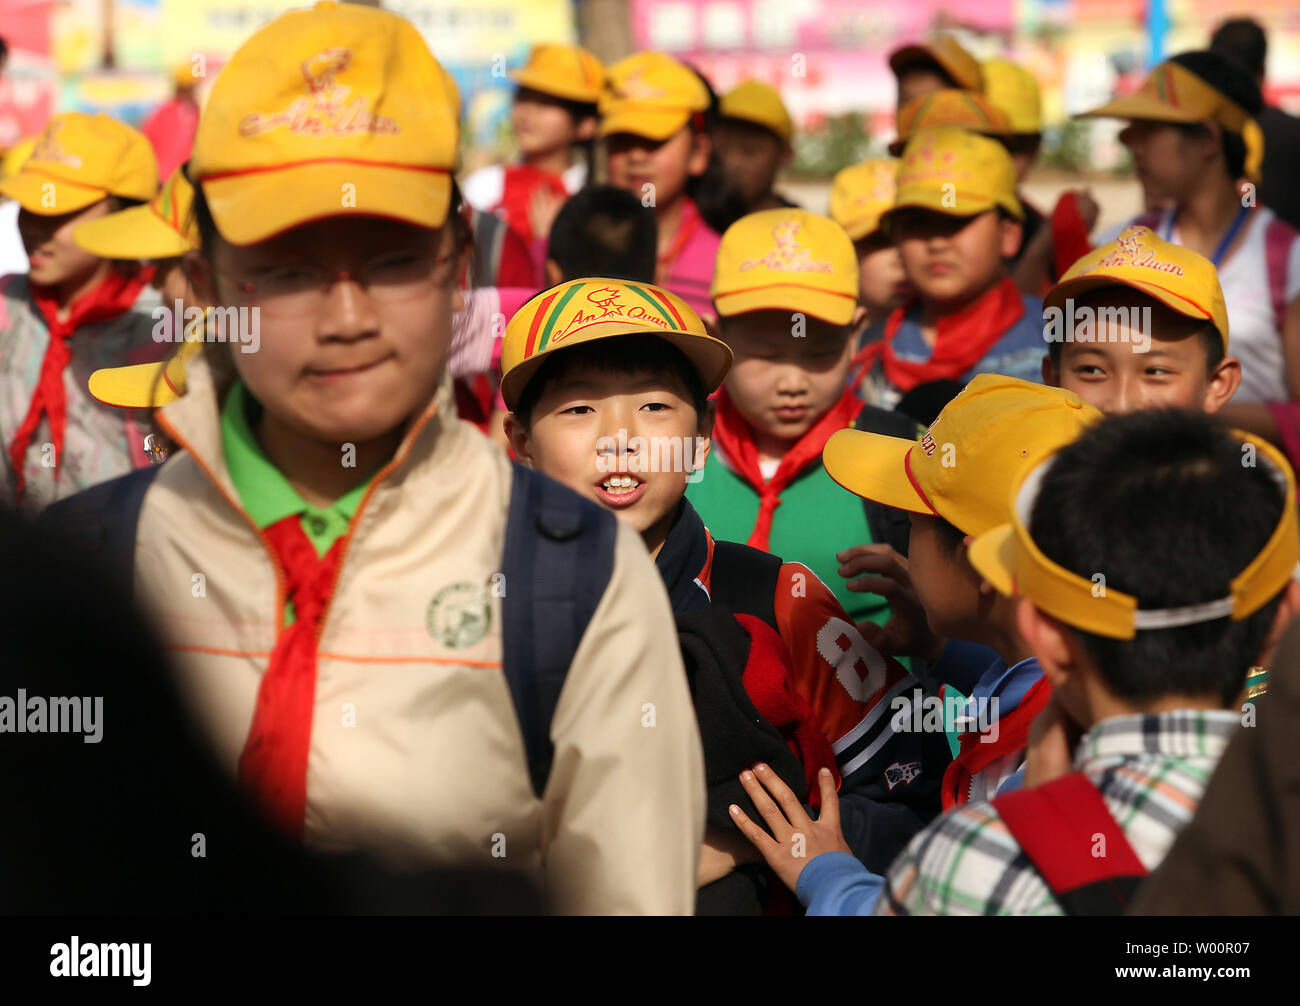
889, 36, 984, 93
719, 80, 793, 142
711, 209, 859, 325
886, 127, 1022, 224
824, 375, 1101, 538
1079, 58, 1264, 181
0, 112, 157, 215
981, 59, 1043, 135
500, 278, 732, 411
88, 338, 203, 409
511, 43, 605, 104
598, 52, 710, 141
829, 159, 898, 242
73, 163, 198, 260
1045, 225, 1230, 350
969, 431, 1299, 640
188, 1, 461, 246
889, 89, 1011, 156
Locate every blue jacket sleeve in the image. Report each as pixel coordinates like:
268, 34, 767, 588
796, 851, 885, 916
928, 638, 1001, 694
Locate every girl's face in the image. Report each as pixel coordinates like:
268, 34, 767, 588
1119, 120, 1207, 203
208, 216, 459, 447
511, 86, 583, 158
19, 199, 113, 290
605, 127, 709, 209
855, 235, 911, 321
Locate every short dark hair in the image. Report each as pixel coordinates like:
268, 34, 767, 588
1168, 50, 1263, 179
1210, 18, 1267, 80
513, 334, 708, 430
546, 185, 657, 283
933, 514, 968, 554
1045, 288, 1225, 372
1029, 410, 1287, 705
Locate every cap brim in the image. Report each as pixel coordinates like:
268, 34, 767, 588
510, 69, 601, 104
0, 172, 107, 215
500, 327, 732, 412
73, 203, 194, 260
89, 358, 184, 408
823, 428, 933, 515
202, 162, 452, 245
599, 108, 692, 141
887, 190, 1023, 223
889, 45, 979, 90
713, 286, 857, 326
1076, 93, 1200, 123
967, 522, 1016, 596
1044, 274, 1220, 342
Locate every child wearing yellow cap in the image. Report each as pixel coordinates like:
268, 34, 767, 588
0, 111, 162, 510
687, 208, 917, 632
829, 159, 911, 328
500, 275, 950, 899
44, 2, 704, 915
853, 128, 1046, 411
734, 407, 1300, 915
462, 42, 603, 247
888, 36, 984, 111
600, 52, 722, 318
1082, 50, 1300, 417
715, 80, 799, 216
1042, 225, 1242, 415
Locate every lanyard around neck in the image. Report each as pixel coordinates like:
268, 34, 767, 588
1163, 205, 1251, 267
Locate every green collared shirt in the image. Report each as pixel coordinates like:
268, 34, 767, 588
221, 381, 370, 557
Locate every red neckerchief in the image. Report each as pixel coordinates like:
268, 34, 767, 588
10, 267, 152, 499
712, 384, 863, 552
657, 196, 701, 279
237, 517, 345, 838
940, 676, 1051, 811
850, 276, 1025, 395
1050, 191, 1093, 283
496, 164, 569, 245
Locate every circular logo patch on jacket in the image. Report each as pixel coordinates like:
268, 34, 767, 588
427, 582, 492, 649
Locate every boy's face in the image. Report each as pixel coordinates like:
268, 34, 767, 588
206, 216, 458, 447
507, 362, 709, 554
1044, 291, 1239, 414
511, 86, 586, 158
19, 199, 113, 289
1119, 119, 1205, 204
907, 514, 986, 640
605, 127, 709, 207
896, 67, 952, 111
714, 119, 786, 206
722, 310, 854, 447
854, 234, 911, 319
891, 208, 1020, 309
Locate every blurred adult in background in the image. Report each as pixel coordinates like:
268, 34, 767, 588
1211, 17, 1300, 232
141, 63, 201, 180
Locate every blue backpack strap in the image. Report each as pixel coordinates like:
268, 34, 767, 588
501, 464, 618, 798
38, 465, 161, 598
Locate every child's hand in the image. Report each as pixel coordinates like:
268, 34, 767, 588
1072, 188, 1100, 232
529, 187, 566, 244
837, 543, 944, 660
728, 764, 851, 894
1023, 690, 1081, 789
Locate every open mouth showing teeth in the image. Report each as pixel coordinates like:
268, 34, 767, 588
601, 476, 641, 495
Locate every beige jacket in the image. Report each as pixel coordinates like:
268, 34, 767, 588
137, 356, 705, 914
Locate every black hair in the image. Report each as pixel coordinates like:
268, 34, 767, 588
682, 64, 751, 234
1029, 410, 1286, 705
895, 57, 961, 89
1045, 288, 1225, 373
1210, 18, 1267, 80
1167, 50, 1263, 179
547, 184, 657, 282
513, 333, 708, 431
933, 514, 968, 554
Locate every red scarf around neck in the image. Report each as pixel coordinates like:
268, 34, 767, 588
238, 516, 346, 839
10, 267, 152, 498
712, 384, 862, 552
850, 276, 1025, 396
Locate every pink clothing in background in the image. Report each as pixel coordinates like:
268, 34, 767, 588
657, 198, 720, 320
141, 97, 199, 181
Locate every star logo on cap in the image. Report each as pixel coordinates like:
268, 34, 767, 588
739, 220, 834, 274
30, 121, 83, 170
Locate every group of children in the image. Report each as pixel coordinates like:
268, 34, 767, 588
0, 2, 1296, 915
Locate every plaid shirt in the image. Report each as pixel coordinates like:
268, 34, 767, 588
875, 710, 1240, 915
